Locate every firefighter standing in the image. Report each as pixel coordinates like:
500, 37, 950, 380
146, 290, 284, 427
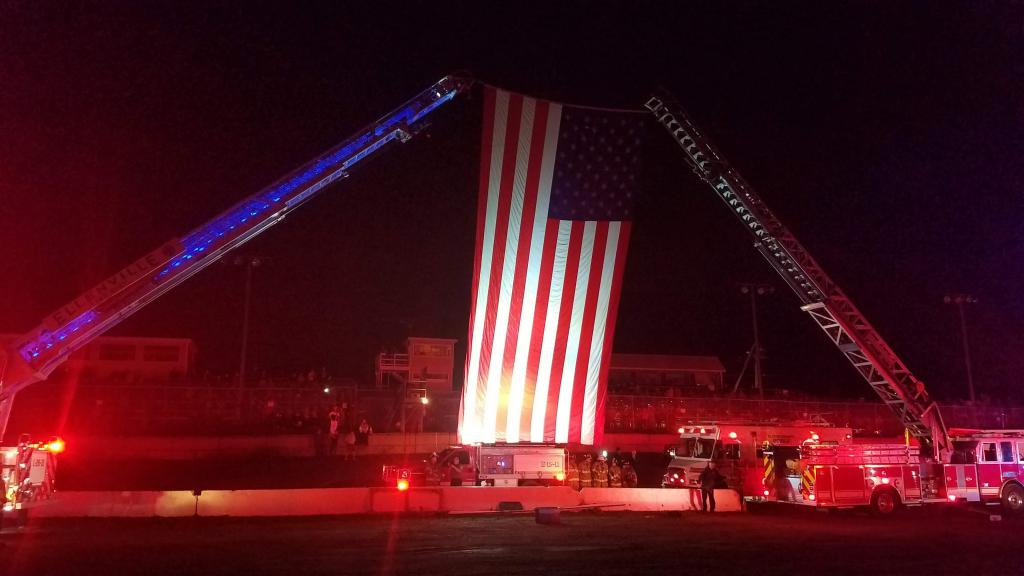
424, 453, 442, 485
622, 460, 638, 488
699, 461, 723, 512
592, 455, 609, 488
565, 453, 580, 490
449, 456, 465, 486
608, 458, 623, 488
578, 453, 593, 488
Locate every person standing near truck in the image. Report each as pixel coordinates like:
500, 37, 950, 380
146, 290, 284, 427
608, 459, 623, 488
699, 461, 723, 512
622, 460, 638, 488
578, 453, 593, 489
565, 453, 580, 490
592, 455, 609, 488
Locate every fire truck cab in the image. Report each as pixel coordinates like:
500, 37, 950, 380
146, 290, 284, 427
944, 429, 1024, 513
662, 423, 851, 502
1, 435, 62, 522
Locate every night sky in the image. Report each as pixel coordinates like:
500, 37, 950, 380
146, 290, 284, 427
1, 2, 1021, 402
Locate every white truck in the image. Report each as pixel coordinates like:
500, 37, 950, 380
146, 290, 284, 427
384, 444, 566, 487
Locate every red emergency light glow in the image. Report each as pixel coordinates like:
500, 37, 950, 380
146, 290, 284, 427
809, 494, 816, 501
397, 479, 409, 491
555, 472, 565, 482
728, 432, 737, 439
47, 438, 66, 454
948, 495, 957, 502
678, 427, 685, 434
763, 490, 770, 497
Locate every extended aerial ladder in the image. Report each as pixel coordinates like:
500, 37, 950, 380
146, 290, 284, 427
645, 91, 950, 461
0, 75, 473, 441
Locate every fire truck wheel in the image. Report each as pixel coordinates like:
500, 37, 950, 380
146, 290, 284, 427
1000, 484, 1024, 514
869, 488, 901, 517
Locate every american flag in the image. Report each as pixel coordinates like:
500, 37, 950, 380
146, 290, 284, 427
459, 86, 644, 446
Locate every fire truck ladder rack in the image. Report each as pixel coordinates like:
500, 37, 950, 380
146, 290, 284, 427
0, 75, 474, 438
802, 444, 921, 466
645, 90, 949, 461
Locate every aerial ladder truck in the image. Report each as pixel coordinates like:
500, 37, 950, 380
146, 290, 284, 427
0, 75, 473, 512
646, 91, 1024, 515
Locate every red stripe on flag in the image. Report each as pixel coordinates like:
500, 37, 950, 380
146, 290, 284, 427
544, 222, 584, 442
521, 218, 559, 441
473, 92, 524, 430
593, 222, 632, 446
460, 86, 497, 442
495, 99, 549, 440
568, 222, 610, 444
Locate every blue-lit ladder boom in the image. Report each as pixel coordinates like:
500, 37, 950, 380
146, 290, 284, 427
645, 90, 949, 460
0, 74, 473, 438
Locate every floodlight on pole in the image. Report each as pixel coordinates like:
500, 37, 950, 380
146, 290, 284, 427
944, 293, 978, 403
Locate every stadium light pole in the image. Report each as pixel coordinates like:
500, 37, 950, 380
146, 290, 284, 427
224, 255, 262, 416
944, 293, 978, 403
737, 283, 774, 399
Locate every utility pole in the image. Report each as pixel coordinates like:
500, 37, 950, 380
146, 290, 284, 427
734, 283, 774, 399
944, 293, 978, 403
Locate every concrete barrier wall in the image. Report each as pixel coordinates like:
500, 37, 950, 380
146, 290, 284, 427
197, 488, 373, 516
581, 488, 742, 512
31, 491, 196, 518
34, 487, 738, 517
437, 487, 582, 512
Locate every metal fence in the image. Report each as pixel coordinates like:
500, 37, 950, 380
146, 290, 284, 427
48, 383, 1024, 437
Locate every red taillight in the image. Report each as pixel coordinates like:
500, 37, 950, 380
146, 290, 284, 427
397, 479, 410, 491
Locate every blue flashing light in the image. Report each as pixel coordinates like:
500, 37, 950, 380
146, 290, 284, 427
410, 91, 456, 124
20, 310, 100, 363
157, 85, 457, 283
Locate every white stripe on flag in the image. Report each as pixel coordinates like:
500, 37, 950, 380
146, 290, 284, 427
463, 90, 509, 443
555, 221, 596, 444
580, 222, 621, 445
506, 102, 561, 443
481, 97, 535, 443
531, 220, 573, 442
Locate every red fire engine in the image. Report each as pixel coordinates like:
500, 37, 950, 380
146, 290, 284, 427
646, 92, 1023, 515
1, 435, 63, 521
662, 423, 852, 503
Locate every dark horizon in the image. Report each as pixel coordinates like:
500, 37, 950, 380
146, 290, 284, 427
1, 2, 1021, 403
